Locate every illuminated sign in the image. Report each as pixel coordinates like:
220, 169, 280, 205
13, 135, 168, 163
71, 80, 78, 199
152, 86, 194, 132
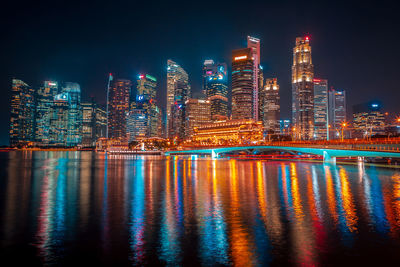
137, 95, 144, 101
138, 74, 144, 79
371, 104, 379, 108
48, 82, 57, 86
145, 74, 157, 82
313, 79, 321, 82
234, 55, 247, 61
305, 36, 310, 40
206, 71, 213, 75
218, 74, 223, 80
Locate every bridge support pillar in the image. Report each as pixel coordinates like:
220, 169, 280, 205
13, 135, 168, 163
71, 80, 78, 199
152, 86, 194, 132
323, 151, 336, 164
211, 150, 219, 159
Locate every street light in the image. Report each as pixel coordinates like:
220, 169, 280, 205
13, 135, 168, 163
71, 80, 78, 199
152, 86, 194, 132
341, 122, 347, 142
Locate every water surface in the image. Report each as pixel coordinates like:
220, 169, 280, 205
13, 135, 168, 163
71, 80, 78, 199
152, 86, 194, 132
1, 151, 400, 266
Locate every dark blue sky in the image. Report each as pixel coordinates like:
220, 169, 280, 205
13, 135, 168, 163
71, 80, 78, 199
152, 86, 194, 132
0, 0, 399, 145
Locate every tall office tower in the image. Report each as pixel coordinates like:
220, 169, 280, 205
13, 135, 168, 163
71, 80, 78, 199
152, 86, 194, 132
185, 98, 211, 138
258, 65, 264, 121
82, 99, 105, 147
48, 92, 70, 146
232, 48, 254, 120
134, 74, 160, 138
62, 82, 82, 146
108, 79, 131, 140
126, 108, 147, 142
9, 79, 35, 147
202, 59, 215, 94
167, 59, 190, 140
328, 88, 346, 138
203, 61, 228, 120
35, 81, 60, 144
313, 79, 328, 140
292, 36, 314, 140
247, 36, 261, 120
95, 105, 107, 139
353, 102, 386, 138
263, 78, 280, 134
82, 101, 96, 147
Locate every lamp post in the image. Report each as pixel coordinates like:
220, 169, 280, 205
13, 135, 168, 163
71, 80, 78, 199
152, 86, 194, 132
341, 122, 347, 142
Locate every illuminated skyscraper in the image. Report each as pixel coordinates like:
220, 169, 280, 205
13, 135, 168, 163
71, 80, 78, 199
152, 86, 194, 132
232, 48, 254, 120
247, 36, 261, 120
9, 79, 35, 146
62, 82, 82, 146
35, 81, 60, 144
167, 59, 190, 140
328, 88, 346, 138
48, 92, 70, 146
263, 78, 280, 134
202, 59, 215, 94
108, 79, 131, 140
258, 65, 264, 121
314, 78, 328, 140
292, 36, 314, 140
128, 74, 161, 141
82, 99, 106, 147
185, 98, 211, 138
203, 60, 228, 120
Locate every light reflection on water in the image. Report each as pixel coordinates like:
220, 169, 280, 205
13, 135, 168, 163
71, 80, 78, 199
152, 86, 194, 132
1, 151, 400, 265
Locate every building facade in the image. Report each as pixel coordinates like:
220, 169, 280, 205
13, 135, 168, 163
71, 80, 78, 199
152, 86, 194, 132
353, 102, 386, 138
62, 82, 82, 146
129, 74, 161, 140
232, 48, 254, 120
247, 36, 261, 121
328, 88, 346, 138
185, 98, 211, 139
167, 60, 190, 140
202, 60, 228, 120
9, 79, 35, 146
108, 79, 131, 140
48, 93, 70, 146
292, 36, 314, 140
192, 119, 263, 145
263, 78, 280, 135
82, 100, 106, 147
314, 78, 328, 140
35, 81, 60, 144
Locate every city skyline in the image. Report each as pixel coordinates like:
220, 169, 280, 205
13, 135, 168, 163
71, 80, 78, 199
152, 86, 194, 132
1, 1, 399, 145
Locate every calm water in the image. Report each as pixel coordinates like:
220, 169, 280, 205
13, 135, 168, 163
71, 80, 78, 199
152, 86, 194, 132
1, 151, 400, 266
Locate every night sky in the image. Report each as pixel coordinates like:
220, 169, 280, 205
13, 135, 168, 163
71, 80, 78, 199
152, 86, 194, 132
1, 0, 399, 145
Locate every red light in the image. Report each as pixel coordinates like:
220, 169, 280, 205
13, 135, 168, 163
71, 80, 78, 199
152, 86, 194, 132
305, 36, 309, 40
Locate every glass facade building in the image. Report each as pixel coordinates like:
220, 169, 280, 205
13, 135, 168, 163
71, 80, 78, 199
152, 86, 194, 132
9, 79, 35, 146
82, 100, 106, 147
328, 88, 346, 138
232, 48, 254, 120
314, 78, 328, 140
203, 60, 228, 121
167, 60, 190, 140
35, 81, 59, 144
62, 82, 82, 146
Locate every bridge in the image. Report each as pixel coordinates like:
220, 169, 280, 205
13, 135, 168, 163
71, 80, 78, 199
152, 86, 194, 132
165, 145, 400, 163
